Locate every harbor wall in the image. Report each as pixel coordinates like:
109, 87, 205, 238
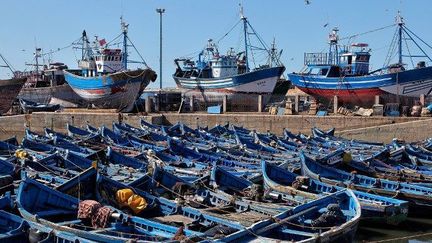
336, 118, 432, 143
0, 112, 430, 143
161, 113, 427, 136
0, 112, 162, 139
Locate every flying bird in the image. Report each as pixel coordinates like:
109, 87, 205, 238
305, 0, 311, 5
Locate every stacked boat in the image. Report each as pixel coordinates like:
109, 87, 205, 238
3, 121, 432, 241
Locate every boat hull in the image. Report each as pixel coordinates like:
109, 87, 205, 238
297, 87, 384, 104
0, 78, 26, 114
64, 69, 156, 112
288, 72, 396, 105
379, 66, 432, 97
18, 84, 85, 107
174, 66, 285, 93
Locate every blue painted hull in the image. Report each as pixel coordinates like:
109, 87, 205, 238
288, 71, 395, 104
289, 66, 432, 103
174, 66, 285, 93
380, 66, 432, 97
64, 69, 156, 112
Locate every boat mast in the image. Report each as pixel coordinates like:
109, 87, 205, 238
35, 48, 41, 78
269, 38, 276, 68
328, 27, 339, 65
397, 11, 404, 65
81, 31, 87, 60
121, 17, 129, 70
240, 5, 249, 72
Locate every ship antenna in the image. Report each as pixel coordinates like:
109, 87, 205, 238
239, 3, 245, 19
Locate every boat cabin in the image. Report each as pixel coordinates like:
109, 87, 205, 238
78, 48, 124, 77
339, 43, 370, 76
306, 65, 342, 78
174, 40, 249, 79
210, 54, 238, 78
94, 49, 124, 74
304, 43, 371, 77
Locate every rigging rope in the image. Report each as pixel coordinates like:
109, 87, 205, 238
340, 24, 397, 42
403, 31, 415, 68
217, 19, 242, 44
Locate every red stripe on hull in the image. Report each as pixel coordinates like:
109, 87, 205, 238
298, 87, 386, 105
86, 89, 107, 95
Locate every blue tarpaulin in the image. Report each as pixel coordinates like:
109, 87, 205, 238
207, 105, 222, 114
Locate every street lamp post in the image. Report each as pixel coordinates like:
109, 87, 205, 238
156, 8, 165, 90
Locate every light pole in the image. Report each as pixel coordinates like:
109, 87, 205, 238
156, 8, 165, 90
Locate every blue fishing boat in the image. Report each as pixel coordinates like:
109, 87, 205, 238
221, 189, 361, 243
130, 163, 291, 219
17, 176, 207, 242
300, 152, 432, 212
262, 161, 409, 225
57, 171, 249, 238
63, 18, 156, 112
19, 98, 61, 113
288, 13, 432, 105
112, 122, 148, 138
66, 123, 100, 142
173, 6, 285, 93
0, 209, 96, 243
0, 210, 30, 242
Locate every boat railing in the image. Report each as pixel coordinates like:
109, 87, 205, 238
304, 53, 328, 65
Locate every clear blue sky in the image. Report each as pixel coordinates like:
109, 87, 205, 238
1, 0, 431, 87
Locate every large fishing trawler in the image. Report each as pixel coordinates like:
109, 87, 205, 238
173, 6, 285, 94
63, 18, 157, 112
288, 13, 432, 105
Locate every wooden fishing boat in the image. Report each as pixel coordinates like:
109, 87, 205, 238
173, 7, 284, 94
24, 128, 53, 144
56, 170, 248, 239
21, 137, 96, 158
221, 189, 361, 243
0, 54, 27, 114
312, 127, 383, 146
17, 176, 207, 242
63, 20, 156, 112
66, 123, 101, 142
0, 78, 26, 115
19, 98, 61, 113
130, 163, 289, 218
112, 122, 148, 138
300, 153, 432, 212
262, 161, 409, 225
0, 210, 31, 242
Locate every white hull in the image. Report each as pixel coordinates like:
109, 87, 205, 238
224, 76, 278, 93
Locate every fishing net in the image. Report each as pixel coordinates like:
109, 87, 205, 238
78, 200, 113, 228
